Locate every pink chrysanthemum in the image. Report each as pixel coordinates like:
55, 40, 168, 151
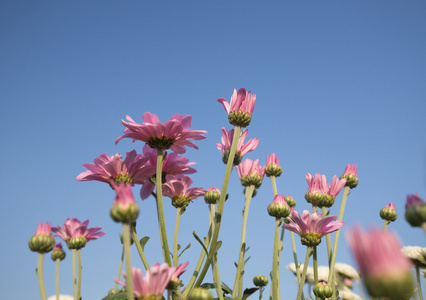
52, 218, 105, 243
406, 193, 425, 208
305, 173, 346, 207
216, 127, 259, 165
265, 153, 283, 177
405, 193, 426, 227
284, 209, 344, 246
115, 263, 176, 299
29, 222, 55, 253
34, 222, 53, 236
218, 88, 256, 127
76, 150, 151, 185
139, 145, 197, 200
236, 158, 265, 189
162, 175, 206, 208
341, 163, 358, 188
346, 227, 413, 299
110, 183, 139, 223
116, 112, 207, 154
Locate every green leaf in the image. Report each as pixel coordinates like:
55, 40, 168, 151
221, 282, 232, 295
242, 287, 259, 300
200, 282, 216, 290
193, 231, 208, 254
177, 244, 181, 251
215, 241, 222, 253
101, 291, 127, 300
244, 256, 251, 264
139, 236, 150, 251
178, 243, 191, 257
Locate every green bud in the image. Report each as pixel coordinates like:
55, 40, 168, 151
228, 111, 252, 128
28, 234, 55, 254
313, 281, 333, 299
204, 189, 220, 204
267, 202, 291, 218
285, 195, 296, 207
316, 195, 335, 208
340, 174, 358, 189
305, 191, 326, 206
110, 202, 139, 223
380, 207, 398, 222
364, 270, 414, 300
240, 174, 263, 189
51, 248, 66, 261
405, 202, 426, 227
188, 287, 214, 300
253, 275, 269, 287
265, 164, 283, 177
67, 236, 87, 250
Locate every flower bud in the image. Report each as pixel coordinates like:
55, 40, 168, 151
340, 163, 358, 189
301, 233, 322, 247
267, 195, 291, 218
380, 202, 398, 222
204, 187, 221, 204
405, 194, 426, 227
313, 281, 333, 299
51, 243, 66, 261
240, 174, 263, 189
265, 164, 283, 177
28, 222, 55, 254
364, 271, 414, 300
110, 183, 139, 223
188, 287, 214, 300
316, 194, 335, 208
305, 191, 326, 206
285, 195, 296, 207
253, 275, 269, 287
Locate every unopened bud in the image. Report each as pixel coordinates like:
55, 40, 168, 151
188, 287, 214, 300
285, 195, 296, 207
204, 188, 221, 204
110, 202, 139, 223
240, 174, 263, 189
265, 164, 283, 177
405, 202, 426, 227
51, 243, 66, 261
28, 234, 55, 254
313, 281, 333, 299
253, 275, 269, 287
380, 202, 398, 222
267, 195, 291, 218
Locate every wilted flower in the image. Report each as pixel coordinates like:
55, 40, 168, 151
265, 153, 283, 177
236, 158, 265, 189
52, 218, 105, 249
162, 175, 205, 209
218, 88, 256, 127
139, 145, 197, 200
51, 242, 66, 261
216, 127, 258, 165
110, 182, 139, 223
347, 227, 414, 300
267, 194, 291, 218
405, 194, 426, 227
76, 150, 151, 185
116, 112, 207, 153
380, 201, 398, 222
340, 163, 358, 189
284, 210, 344, 247
115, 263, 175, 300
28, 222, 55, 253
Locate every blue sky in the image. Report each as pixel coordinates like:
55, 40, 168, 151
1, 1, 426, 299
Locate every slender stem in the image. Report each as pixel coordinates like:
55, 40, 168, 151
123, 223, 135, 300
417, 266, 424, 300
173, 208, 183, 267
259, 287, 263, 300
231, 185, 255, 298
272, 218, 281, 300
212, 252, 224, 300
290, 232, 304, 299
72, 249, 77, 300
130, 222, 150, 270
328, 186, 350, 300
77, 249, 82, 300
194, 126, 241, 288
357, 278, 365, 300
155, 149, 172, 266
209, 204, 216, 237
55, 259, 60, 300
312, 204, 317, 214
36, 253, 47, 300
297, 247, 314, 300
114, 247, 125, 290
276, 226, 285, 300
313, 246, 319, 300
383, 220, 389, 232
270, 176, 278, 196
321, 207, 332, 264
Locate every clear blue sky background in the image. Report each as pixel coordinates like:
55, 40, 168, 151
1, 1, 425, 299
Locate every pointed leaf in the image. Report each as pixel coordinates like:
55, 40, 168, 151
193, 231, 208, 254
101, 291, 127, 300
244, 256, 251, 264
139, 236, 150, 251
242, 287, 259, 300
200, 282, 216, 290
178, 243, 191, 257
221, 282, 232, 294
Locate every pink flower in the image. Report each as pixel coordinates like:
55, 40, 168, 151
218, 88, 256, 127
284, 209, 344, 246
76, 150, 151, 185
405, 194, 426, 227
29, 222, 55, 253
216, 127, 258, 165
341, 163, 358, 188
116, 112, 207, 154
265, 153, 283, 177
111, 183, 140, 223
406, 193, 424, 208
236, 158, 265, 189
343, 163, 357, 178
52, 218, 105, 243
305, 173, 346, 207
267, 195, 291, 218
34, 222, 52, 236
139, 145, 197, 200
115, 263, 175, 298
346, 227, 413, 299
162, 175, 206, 208
328, 175, 347, 198
52, 242, 63, 251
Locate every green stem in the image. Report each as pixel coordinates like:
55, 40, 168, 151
328, 186, 350, 300
72, 249, 77, 300
194, 126, 241, 289
357, 278, 365, 300
212, 252, 224, 300
321, 207, 332, 264
36, 253, 47, 300
114, 247, 125, 290
231, 185, 255, 298
155, 149, 172, 266
383, 220, 389, 232
77, 249, 82, 300
130, 222, 150, 270
270, 176, 278, 196
173, 208, 183, 267
123, 223, 135, 300
272, 218, 281, 300
56, 259, 60, 300
417, 266, 424, 300
313, 246, 319, 300
297, 247, 314, 300
276, 226, 285, 300
290, 232, 304, 299
259, 287, 263, 300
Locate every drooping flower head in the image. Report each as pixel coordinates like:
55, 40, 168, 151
110, 182, 139, 223
52, 218, 105, 250
267, 194, 291, 219
405, 194, 426, 227
28, 222, 55, 253
380, 201, 398, 222
51, 242, 66, 261
116, 112, 207, 153
346, 227, 414, 299
305, 173, 346, 208
204, 187, 221, 204
340, 163, 358, 189
216, 127, 258, 165
139, 145, 197, 200
115, 263, 176, 300
284, 210, 344, 247
76, 150, 151, 185
236, 158, 265, 189
218, 88, 256, 127
162, 175, 206, 209
265, 153, 283, 177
